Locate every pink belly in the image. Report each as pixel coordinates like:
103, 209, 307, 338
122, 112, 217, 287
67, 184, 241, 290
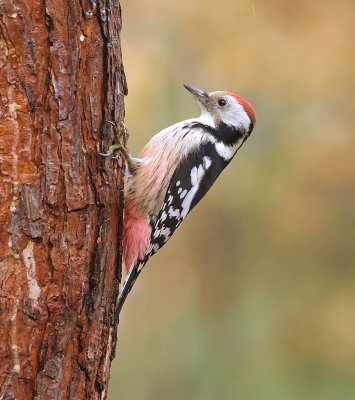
123, 204, 152, 272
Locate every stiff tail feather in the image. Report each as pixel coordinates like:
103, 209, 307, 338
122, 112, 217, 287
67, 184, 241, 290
114, 260, 146, 323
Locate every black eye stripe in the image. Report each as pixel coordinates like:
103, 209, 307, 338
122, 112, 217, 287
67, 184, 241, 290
218, 98, 227, 107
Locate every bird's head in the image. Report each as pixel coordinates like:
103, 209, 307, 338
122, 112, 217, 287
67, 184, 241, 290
184, 84, 256, 136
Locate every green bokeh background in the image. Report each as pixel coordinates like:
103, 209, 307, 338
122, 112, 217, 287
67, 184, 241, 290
109, 1, 355, 398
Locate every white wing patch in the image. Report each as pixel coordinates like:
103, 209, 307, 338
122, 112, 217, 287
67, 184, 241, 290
179, 189, 187, 199
181, 156, 212, 219
202, 155, 212, 169
168, 206, 180, 218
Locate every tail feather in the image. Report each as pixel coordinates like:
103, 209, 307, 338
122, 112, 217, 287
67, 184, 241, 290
114, 260, 146, 323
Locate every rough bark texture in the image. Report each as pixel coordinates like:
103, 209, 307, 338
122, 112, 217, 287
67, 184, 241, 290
0, 1, 127, 399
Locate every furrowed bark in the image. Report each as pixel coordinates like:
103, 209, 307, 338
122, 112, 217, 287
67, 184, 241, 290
0, 1, 127, 399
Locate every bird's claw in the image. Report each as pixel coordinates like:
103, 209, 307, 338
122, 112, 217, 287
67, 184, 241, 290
99, 144, 123, 158
107, 120, 129, 144
100, 121, 130, 159
100, 121, 140, 174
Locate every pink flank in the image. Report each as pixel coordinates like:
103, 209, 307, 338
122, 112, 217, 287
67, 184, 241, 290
123, 203, 152, 272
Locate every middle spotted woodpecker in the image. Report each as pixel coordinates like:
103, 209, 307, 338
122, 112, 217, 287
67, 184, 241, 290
103, 84, 256, 319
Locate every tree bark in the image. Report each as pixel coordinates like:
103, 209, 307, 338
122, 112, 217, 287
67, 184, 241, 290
0, 1, 126, 399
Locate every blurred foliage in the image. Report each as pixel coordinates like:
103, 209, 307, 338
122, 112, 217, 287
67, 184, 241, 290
109, 0, 355, 398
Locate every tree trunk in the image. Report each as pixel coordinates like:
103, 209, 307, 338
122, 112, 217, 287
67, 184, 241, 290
0, 1, 126, 399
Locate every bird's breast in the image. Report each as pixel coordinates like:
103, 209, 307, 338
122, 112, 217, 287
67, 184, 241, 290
124, 121, 213, 216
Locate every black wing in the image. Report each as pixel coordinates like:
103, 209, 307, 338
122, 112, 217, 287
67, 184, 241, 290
115, 141, 233, 320
145, 141, 229, 259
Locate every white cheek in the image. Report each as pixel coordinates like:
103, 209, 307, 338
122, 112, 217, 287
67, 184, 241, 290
224, 103, 251, 131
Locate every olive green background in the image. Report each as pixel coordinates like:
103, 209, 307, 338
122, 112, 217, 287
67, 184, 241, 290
109, 1, 355, 398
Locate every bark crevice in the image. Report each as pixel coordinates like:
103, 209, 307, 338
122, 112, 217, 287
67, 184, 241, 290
0, 1, 125, 398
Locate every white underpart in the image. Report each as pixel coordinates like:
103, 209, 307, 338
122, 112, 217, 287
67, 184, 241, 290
181, 156, 212, 219
197, 110, 217, 128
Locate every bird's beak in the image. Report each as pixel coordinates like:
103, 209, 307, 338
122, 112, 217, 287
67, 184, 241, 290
183, 84, 213, 111
183, 84, 208, 99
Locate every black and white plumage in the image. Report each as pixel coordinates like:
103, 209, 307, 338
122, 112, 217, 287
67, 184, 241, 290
116, 85, 256, 319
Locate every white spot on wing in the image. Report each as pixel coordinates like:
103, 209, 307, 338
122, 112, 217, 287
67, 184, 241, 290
168, 206, 180, 219
159, 227, 171, 241
203, 156, 212, 169
180, 159, 211, 218
137, 261, 146, 273
180, 189, 187, 199
153, 229, 161, 239
181, 188, 198, 219
190, 166, 198, 186
152, 244, 160, 253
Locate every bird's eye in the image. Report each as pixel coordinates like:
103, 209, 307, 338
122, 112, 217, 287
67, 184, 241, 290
218, 98, 227, 107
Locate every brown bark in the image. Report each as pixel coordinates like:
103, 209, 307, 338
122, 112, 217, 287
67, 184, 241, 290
0, 1, 127, 399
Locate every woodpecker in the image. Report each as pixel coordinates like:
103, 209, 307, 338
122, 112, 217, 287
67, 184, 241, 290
103, 84, 256, 320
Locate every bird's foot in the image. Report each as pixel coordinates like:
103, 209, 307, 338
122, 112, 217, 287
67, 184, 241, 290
100, 121, 129, 158
100, 121, 139, 174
